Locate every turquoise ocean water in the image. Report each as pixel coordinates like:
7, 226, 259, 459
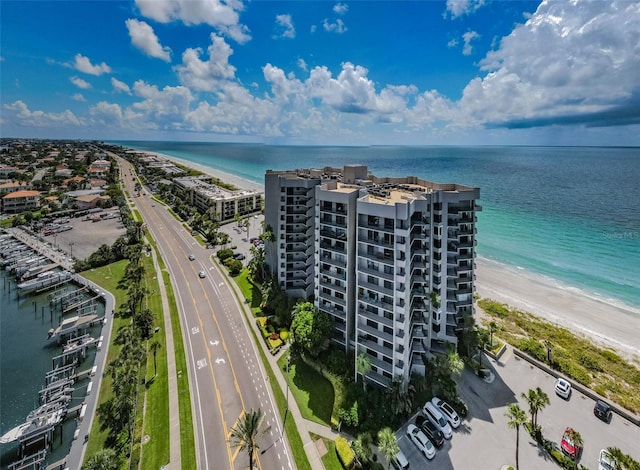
113, 142, 640, 311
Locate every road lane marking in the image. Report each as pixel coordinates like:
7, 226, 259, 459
197, 358, 207, 369
191, 326, 200, 334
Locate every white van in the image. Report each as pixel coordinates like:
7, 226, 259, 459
392, 448, 410, 470
422, 401, 453, 439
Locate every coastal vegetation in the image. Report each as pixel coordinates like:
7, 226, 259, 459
478, 299, 640, 413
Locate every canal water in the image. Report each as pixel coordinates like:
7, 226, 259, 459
0, 268, 103, 468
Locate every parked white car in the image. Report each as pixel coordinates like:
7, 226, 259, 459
406, 424, 436, 460
431, 397, 461, 429
598, 449, 615, 470
422, 401, 453, 439
555, 378, 572, 399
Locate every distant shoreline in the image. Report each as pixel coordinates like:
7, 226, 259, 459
124, 146, 640, 365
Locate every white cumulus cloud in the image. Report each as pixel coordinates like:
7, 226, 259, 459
323, 18, 347, 34
135, 0, 251, 44
274, 14, 295, 39
111, 77, 132, 94
3, 100, 82, 127
74, 54, 111, 76
126, 19, 172, 62
333, 3, 348, 15
462, 31, 480, 55
175, 33, 237, 92
72, 93, 86, 102
70, 76, 91, 89
445, 0, 485, 19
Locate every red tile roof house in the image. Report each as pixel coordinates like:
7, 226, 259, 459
0, 181, 30, 193
2, 190, 41, 213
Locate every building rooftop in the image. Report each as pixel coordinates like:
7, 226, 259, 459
2, 190, 40, 199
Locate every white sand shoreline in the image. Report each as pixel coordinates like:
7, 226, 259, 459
134, 148, 640, 365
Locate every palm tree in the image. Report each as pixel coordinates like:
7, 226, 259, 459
229, 409, 271, 470
505, 403, 527, 470
378, 427, 399, 470
570, 429, 584, 465
606, 446, 640, 470
149, 340, 162, 378
355, 353, 372, 391
521, 387, 550, 428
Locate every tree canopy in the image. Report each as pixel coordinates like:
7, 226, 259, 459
290, 302, 332, 357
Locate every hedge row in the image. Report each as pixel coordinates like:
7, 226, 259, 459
335, 436, 354, 469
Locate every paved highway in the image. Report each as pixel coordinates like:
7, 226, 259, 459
117, 157, 292, 470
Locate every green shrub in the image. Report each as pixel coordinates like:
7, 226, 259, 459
279, 329, 289, 341
517, 337, 546, 362
217, 248, 233, 261
335, 436, 355, 469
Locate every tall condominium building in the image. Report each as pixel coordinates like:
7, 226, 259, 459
264, 165, 480, 388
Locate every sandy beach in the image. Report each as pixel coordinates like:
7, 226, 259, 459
142, 149, 640, 365
476, 258, 640, 365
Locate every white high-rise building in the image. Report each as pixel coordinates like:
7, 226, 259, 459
265, 165, 480, 387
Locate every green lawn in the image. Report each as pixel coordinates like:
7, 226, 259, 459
234, 270, 262, 315
277, 355, 335, 427
310, 433, 343, 470
80, 260, 130, 460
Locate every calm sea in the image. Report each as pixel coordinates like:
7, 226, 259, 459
113, 142, 640, 310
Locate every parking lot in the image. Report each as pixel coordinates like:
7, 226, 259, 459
40, 208, 126, 261
395, 347, 640, 469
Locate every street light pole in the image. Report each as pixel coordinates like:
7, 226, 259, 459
69, 242, 74, 258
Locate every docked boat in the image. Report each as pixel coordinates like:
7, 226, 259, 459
17, 270, 70, 293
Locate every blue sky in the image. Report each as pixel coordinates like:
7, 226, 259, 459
1, 0, 639, 146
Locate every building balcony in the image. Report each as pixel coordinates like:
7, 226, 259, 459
358, 263, 393, 281
358, 248, 394, 264
359, 235, 394, 248
358, 338, 393, 360
319, 303, 347, 321
358, 280, 394, 298
358, 308, 394, 328
319, 266, 346, 280
319, 240, 347, 254
357, 322, 394, 344
411, 338, 427, 355
320, 253, 347, 268
319, 217, 347, 228
357, 293, 394, 312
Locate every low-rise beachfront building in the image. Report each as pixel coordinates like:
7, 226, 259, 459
264, 165, 480, 388
2, 190, 41, 213
173, 176, 262, 223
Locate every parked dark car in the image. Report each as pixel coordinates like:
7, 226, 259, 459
415, 415, 445, 448
594, 400, 612, 423
233, 253, 246, 260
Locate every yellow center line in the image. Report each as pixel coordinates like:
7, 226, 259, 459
141, 201, 234, 468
